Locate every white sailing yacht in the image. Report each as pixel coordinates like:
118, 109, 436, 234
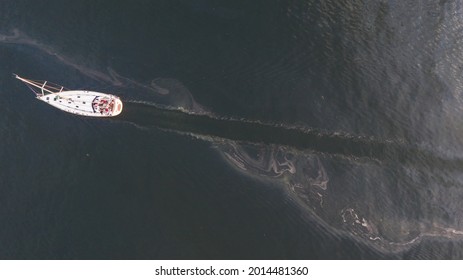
14, 74, 123, 117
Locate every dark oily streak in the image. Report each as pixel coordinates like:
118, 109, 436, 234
119, 102, 463, 171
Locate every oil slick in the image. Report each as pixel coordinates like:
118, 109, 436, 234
5, 28, 463, 254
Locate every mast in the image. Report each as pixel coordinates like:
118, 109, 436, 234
14, 74, 65, 96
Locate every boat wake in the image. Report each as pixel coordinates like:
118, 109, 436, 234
119, 101, 463, 171
115, 100, 463, 253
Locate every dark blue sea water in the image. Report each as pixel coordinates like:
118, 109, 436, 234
2, 0, 463, 259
